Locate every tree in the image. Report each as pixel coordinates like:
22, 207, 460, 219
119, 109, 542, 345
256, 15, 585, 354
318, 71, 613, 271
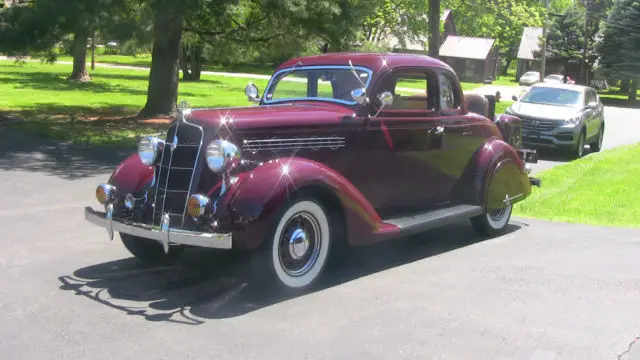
442, 0, 545, 74
139, 0, 378, 117
361, 0, 429, 50
0, 0, 139, 81
595, 0, 640, 100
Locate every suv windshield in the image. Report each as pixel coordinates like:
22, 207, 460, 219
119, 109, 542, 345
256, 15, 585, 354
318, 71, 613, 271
263, 66, 372, 105
520, 87, 582, 107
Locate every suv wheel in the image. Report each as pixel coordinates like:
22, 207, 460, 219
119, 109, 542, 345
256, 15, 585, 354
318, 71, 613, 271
573, 129, 586, 158
590, 125, 604, 153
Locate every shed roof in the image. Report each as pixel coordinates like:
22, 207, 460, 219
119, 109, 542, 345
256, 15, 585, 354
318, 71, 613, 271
439, 36, 495, 60
517, 27, 543, 60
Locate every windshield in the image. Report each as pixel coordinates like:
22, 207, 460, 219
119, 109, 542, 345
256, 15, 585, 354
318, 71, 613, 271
520, 87, 582, 107
523, 72, 539, 77
263, 66, 372, 105
545, 75, 563, 81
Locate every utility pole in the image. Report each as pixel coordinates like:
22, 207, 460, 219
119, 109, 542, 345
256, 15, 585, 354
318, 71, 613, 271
540, 0, 550, 78
428, 0, 440, 58
582, 1, 589, 85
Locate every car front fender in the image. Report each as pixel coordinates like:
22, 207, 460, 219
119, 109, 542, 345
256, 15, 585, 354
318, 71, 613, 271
219, 158, 382, 249
107, 153, 155, 196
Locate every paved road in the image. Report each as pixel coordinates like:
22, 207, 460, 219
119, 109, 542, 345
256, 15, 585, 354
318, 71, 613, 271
1, 129, 640, 360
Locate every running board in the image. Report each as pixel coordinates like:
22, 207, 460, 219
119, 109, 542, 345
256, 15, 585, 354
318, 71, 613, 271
382, 205, 484, 236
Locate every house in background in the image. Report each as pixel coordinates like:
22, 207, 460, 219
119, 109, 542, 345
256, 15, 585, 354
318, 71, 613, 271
516, 27, 543, 79
439, 36, 499, 83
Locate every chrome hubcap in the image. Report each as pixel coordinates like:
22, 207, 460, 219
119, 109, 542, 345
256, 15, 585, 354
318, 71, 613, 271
288, 228, 310, 260
278, 212, 321, 277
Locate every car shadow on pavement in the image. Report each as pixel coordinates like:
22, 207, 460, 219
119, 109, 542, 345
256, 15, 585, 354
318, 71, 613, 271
533, 147, 596, 163
58, 221, 522, 325
0, 128, 132, 180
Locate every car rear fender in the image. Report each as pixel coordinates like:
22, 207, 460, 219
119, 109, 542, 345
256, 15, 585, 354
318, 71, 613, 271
221, 158, 382, 249
454, 138, 531, 209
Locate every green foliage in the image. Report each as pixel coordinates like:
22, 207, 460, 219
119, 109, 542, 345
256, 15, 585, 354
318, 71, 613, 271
361, 0, 429, 47
442, 0, 545, 57
595, 0, 640, 80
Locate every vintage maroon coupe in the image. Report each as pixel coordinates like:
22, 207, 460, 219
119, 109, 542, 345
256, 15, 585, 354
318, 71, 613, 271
85, 53, 540, 291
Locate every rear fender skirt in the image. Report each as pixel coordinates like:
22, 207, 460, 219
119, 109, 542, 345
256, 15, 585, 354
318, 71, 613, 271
452, 138, 531, 208
217, 158, 382, 249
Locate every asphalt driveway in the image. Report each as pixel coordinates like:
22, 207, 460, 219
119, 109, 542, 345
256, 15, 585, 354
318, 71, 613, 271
1, 115, 640, 359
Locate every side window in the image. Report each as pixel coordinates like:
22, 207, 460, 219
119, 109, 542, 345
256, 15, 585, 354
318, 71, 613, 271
438, 73, 459, 110
585, 89, 596, 105
379, 71, 436, 111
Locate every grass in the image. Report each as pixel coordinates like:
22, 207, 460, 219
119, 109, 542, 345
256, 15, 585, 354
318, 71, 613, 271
514, 143, 640, 228
0, 60, 269, 147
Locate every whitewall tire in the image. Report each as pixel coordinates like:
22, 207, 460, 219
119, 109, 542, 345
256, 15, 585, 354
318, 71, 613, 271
253, 198, 332, 291
471, 204, 513, 237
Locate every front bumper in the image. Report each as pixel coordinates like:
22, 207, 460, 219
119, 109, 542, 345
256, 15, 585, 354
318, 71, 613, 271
522, 123, 581, 149
84, 206, 232, 252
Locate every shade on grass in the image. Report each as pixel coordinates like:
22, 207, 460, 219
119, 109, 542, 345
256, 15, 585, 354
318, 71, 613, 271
514, 143, 640, 228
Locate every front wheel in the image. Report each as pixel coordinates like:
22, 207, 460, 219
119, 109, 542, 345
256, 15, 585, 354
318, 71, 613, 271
590, 125, 604, 152
573, 129, 586, 159
251, 198, 332, 292
470, 204, 513, 237
120, 233, 183, 265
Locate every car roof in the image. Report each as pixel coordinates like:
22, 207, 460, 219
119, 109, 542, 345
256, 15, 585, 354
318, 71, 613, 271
275, 52, 454, 73
530, 82, 591, 92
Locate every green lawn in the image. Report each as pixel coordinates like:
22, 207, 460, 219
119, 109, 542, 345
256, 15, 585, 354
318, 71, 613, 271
0, 60, 268, 147
514, 143, 640, 228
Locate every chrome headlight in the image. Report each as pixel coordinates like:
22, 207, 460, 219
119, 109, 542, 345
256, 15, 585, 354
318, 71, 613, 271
206, 140, 240, 173
564, 114, 580, 126
138, 136, 163, 166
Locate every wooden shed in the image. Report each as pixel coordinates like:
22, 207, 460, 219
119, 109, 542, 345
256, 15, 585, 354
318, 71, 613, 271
439, 36, 499, 83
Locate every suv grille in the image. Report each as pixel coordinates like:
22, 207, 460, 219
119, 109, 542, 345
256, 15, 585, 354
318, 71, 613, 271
153, 120, 203, 227
520, 116, 558, 132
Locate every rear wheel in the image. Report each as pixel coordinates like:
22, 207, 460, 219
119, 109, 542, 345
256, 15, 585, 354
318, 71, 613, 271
590, 125, 604, 152
120, 234, 183, 265
471, 204, 513, 237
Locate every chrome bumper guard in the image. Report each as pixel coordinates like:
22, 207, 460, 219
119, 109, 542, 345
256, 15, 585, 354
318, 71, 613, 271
84, 206, 232, 252
518, 148, 538, 164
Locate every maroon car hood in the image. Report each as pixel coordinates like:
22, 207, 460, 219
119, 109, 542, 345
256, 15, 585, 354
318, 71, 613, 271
187, 102, 357, 130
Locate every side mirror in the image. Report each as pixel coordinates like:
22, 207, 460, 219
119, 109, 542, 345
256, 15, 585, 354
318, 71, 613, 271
512, 95, 518, 101
350, 88, 368, 105
587, 101, 598, 109
245, 83, 260, 103
372, 91, 394, 117
378, 91, 394, 107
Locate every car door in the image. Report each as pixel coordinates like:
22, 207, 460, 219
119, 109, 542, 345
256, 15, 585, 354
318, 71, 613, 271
361, 68, 458, 217
434, 70, 487, 181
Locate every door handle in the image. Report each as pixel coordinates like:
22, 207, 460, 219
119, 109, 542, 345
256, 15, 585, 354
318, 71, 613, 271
462, 127, 472, 136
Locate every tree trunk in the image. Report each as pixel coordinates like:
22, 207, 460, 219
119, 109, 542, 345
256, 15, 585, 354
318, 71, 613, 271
629, 78, 638, 101
621, 78, 630, 93
428, 0, 440, 58
138, 7, 185, 118
68, 32, 90, 82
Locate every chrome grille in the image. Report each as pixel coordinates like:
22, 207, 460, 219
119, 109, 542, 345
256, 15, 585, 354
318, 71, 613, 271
242, 136, 346, 152
520, 116, 558, 132
153, 120, 203, 227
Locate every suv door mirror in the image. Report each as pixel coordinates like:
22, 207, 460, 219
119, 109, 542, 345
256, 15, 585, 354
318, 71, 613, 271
587, 101, 598, 109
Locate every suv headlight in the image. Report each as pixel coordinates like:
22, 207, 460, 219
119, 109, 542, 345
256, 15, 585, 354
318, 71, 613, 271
138, 136, 163, 165
206, 140, 240, 173
564, 114, 580, 126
